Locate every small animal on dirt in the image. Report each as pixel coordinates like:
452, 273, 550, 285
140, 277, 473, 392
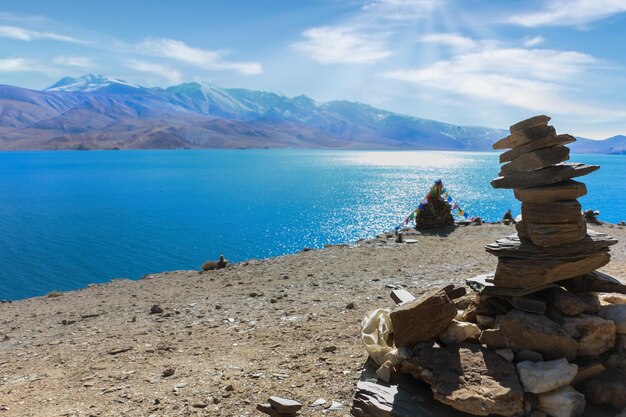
202, 255, 228, 271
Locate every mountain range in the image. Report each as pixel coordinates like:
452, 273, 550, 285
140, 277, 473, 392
0, 74, 623, 153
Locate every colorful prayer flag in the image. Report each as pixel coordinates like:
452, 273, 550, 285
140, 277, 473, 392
463, 212, 469, 218
459, 209, 465, 216
453, 203, 458, 209
447, 196, 452, 203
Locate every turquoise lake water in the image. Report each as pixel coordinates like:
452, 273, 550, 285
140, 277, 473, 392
0, 150, 624, 300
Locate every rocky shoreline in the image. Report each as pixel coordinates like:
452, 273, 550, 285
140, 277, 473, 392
1, 223, 625, 416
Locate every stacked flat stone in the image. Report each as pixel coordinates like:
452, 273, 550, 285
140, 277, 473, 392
489, 115, 617, 290
414, 196, 454, 230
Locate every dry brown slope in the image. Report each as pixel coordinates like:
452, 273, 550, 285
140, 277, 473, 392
0, 223, 624, 416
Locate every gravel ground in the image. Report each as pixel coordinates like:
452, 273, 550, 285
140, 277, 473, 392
1, 223, 625, 417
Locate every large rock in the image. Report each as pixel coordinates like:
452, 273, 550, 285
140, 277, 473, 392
479, 310, 578, 360
578, 368, 626, 408
491, 162, 599, 189
597, 304, 626, 334
485, 231, 617, 260
516, 218, 586, 247
390, 287, 457, 348
493, 252, 610, 289
500, 146, 570, 176
516, 359, 577, 394
401, 344, 524, 417
560, 270, 626, 294
493, 124, 556, 150
501, 134, 575, 163
513, 180, 587, 203
521, 201, 582, 224
560, 314, 616, 356
537, 386, 585, 417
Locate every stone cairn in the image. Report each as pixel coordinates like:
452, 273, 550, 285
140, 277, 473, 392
414, 193, 454, 230
352, 116, 626, 417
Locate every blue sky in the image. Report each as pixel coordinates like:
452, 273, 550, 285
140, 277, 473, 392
1, 0, 626, 138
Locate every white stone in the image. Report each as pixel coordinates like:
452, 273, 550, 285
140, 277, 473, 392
599, 292, 626, 305
438, 320, 480, 345
537, 386, 585, 417
516, 359, 578, 394
598, 304, 626, 334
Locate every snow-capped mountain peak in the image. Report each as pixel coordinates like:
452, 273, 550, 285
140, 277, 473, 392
45, 74, 141, 93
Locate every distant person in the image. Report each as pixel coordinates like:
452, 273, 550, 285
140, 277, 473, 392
503, 209, 515, 225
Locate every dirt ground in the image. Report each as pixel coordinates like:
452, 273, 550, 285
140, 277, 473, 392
1, 223, 625, 417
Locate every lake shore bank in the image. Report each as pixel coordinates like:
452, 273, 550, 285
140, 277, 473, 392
1, 222, 625, 416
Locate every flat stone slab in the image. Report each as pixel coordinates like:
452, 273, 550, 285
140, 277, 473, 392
479, 310, 578, 360
521, 200, 582, 224
559, 270, 626, 294
268, 396, 302, 413
400, 344, 524, 417
491, 162, 599, 189
500, 134, 575, 163
390, 287, 457, 348
485, 231, 617, 260
499, 145, 570, 176
351, 359, 481, 417
509, 115, 551, 134
494, 251, 610, 289
514, 180, 587, 203
466, 274, 555, 296
516, 218, 587, 247
493, 124, 556, 150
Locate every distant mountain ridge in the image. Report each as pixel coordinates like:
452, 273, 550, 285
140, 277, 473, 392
0, 74, 622, 153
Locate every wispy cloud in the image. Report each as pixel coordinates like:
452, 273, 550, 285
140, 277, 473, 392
383, 38, 626, 120
0, 57, 37, 72
507, 0, 626, 27
125, 60, 182, 84
419, 33, 478, 49
0, 24, 83, 43
52, 55, 94, 68
522, 35, 545, 47
293, 26, 392, 64
140, 38, 262, 75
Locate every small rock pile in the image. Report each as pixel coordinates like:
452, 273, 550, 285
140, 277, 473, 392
352, 117, 626, 417
414, 195, 454, 230
257, 396, 302, 417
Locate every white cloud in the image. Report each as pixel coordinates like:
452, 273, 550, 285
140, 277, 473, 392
420, 33, 477, 49
0, 57, 36, 72
0, 24, 82, 43
140, 38, 262, 75
508, 0, 626, 27
522, 35, 545, 47
125, 60, 182, 84
293, 26, 392, 64
382, 41, 626, 120
52, 55, 94, 68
